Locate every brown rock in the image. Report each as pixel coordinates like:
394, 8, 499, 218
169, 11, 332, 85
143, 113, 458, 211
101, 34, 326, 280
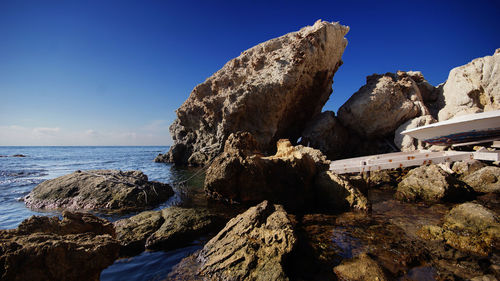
0, 212, 119, 281
333, 253, 388, 281
462, 166, 500, 193
159, 20, 349, 165
451, 160, 487, 177
24, 170, 174, 213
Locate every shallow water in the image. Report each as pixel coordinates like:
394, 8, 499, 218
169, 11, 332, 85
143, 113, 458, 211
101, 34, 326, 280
0, 146, 213, 280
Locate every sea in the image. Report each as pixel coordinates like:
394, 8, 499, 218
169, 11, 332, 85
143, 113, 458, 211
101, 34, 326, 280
0, 146, 209, 281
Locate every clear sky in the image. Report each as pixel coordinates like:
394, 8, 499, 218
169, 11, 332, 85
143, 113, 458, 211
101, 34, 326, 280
1, 0, 499, 146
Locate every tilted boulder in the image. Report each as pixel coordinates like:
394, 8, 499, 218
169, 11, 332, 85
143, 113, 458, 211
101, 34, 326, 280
337, 71, 429, 138
437, 49, 500, 121
158, 20, 349, 165
299, 111, 349, 160
395, 164, 473, 203
204, 132, 368, 211
0, 212, 120, 281
197, 201, 296, 281
24, 170, 174, 213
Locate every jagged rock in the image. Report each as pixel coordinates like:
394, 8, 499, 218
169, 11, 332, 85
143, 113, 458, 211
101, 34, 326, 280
24, 170, 174, 213
462, 166, 500, 193
0, 212, 120, 281
114, 207, 222, 256
337, 71, 429, 138
437, 49, 500, 121
418, 203, 500, 256
205, 133, 364, 211
395, 164, 473, 203
407, 71, 440, 103
299, 111, 349, 160
394, 115, 437, 151
197, 201, 296, 281
315, 171, 370, 211
159, 20, 349, 166
333, 253, 388, 281
451, 160, 487, 177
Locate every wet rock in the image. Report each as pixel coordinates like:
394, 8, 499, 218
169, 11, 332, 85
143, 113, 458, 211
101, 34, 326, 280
471, 275, 498, 281
197, 201, 296, 281
0, 212, 119, 281
333, 253, 388, 281
419, 202, 500, 256
114, 207, 222, 256
11, 154, 26, 157
159, 20, 349, 166
315, 171, 370, 211
394, 115, 437, 151
299, 111, 349, 160
395, 164, 473, 203
206, 133, 363, 211
437, 49, 500, 121
24, 170, 174, 213
452, 160, 487, 177
337, 71, 429, 138
462, 166, 500, 193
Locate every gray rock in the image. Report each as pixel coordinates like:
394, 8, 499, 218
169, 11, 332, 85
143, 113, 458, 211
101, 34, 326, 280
462, 166, 500, 193
338, 71, 429, 138
114, 210, 164, 256
197, 201, 296, 281
451, 160, 487, 177
0, 212, 120, 281
24, 170, 174, 213
159, 20, 349, 166
394, 115, 437, 152
395, 164, 472, 203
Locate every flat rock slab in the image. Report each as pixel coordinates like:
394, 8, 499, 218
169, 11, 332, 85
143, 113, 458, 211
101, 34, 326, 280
114, 206, 223, 256
24, 170, 174, 213
0, 211, 120, 281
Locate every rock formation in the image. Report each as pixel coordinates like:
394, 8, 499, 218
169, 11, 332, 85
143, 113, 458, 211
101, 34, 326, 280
196, 201, 296, 281
419, 202, 500, 256
462, 166, 500, 194
0, 212, 120, 281
437, 49, 500, 121
333, 253, 388, 281
204, 132, 368, 211
114, 206, 223, 256
394, 115, 436, 151
24, 170, 174, 213
337, 71, 429, 139
158, 20, 349, 165
395, 164, 473, 203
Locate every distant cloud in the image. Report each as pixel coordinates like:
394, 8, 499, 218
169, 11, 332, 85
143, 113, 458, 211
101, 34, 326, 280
33, 127, 60, 136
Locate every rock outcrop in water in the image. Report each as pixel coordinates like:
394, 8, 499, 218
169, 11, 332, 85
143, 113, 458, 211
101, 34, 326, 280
24, 170, 174, 213
204, 132, 369, 211
157, 20, 349, 166
114, 206, 224, 256
0, 212, 119, 281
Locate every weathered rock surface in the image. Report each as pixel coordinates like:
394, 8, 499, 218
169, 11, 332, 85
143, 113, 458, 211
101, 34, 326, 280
0, 212, 120, 281
114, 206, 222, 256
24, 170, 174, 213
196, 201, 296, 281
437, 49, 500, 121
462, 166, 500, 193
315, 171, 370, 211
394, 115, 437, 151
205, 132, 367, 211
452, 160, 488, 177
333, 253, 388, 281
158, 20, 349, 166
337, 71, 429, 138
419, 202, 500, 256
299, 111, 349, 160
395, 164, 473, 203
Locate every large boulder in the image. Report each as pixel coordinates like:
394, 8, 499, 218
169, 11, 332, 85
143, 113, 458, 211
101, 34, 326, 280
0, 212, 120, 281
462, 166, 500, 193
196, 201, 296, 281
299, 111, 349, 160
337, 71, 429, 138
158, 20, 349, 165
395, 164, 473, 203
204, 132, 368, 211
437, 49, 500, 121
24, 170, 174, 213
394, 115, 437, 151
419, 203, 500, 256
114, 206, 223, 256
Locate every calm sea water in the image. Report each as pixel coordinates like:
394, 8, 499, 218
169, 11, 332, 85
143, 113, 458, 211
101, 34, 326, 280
0, 146, 206, 280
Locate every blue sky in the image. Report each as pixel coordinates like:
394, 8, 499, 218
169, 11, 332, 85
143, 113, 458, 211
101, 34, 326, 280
1, 0, 499, 145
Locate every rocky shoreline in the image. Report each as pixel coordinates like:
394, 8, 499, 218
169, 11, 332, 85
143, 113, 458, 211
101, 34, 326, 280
1, 20, 499, 280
